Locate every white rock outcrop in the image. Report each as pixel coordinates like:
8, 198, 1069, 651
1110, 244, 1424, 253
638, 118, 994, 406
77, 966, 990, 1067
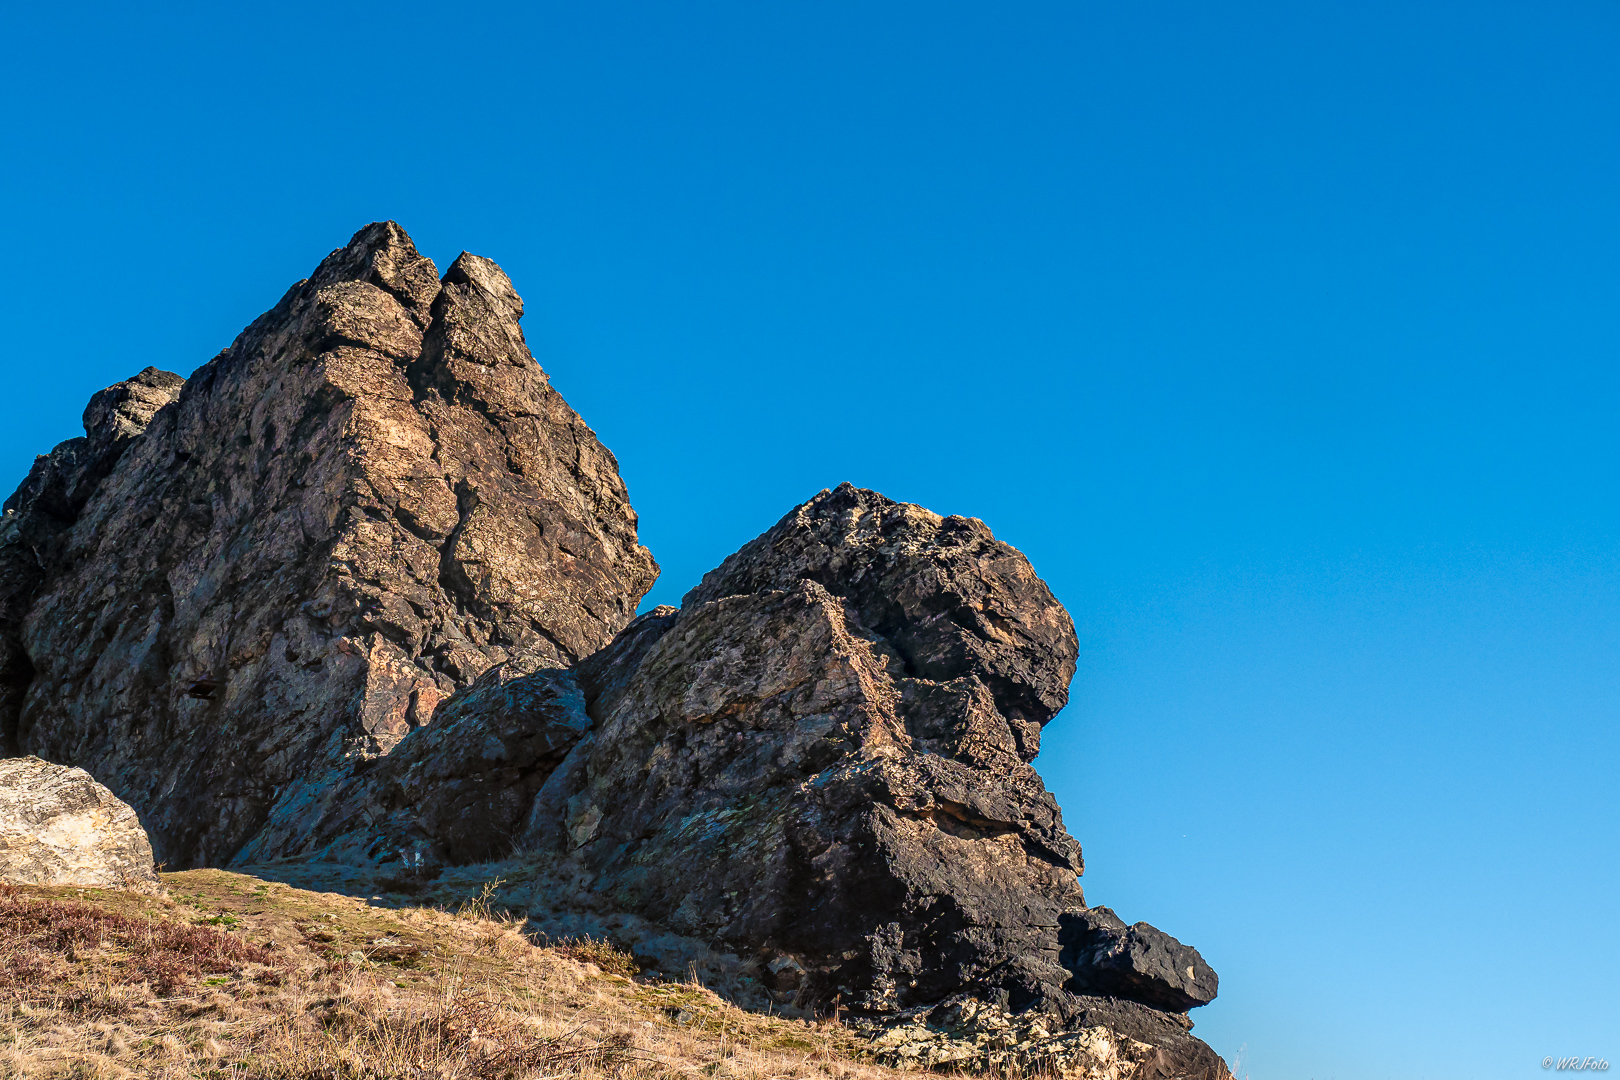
0, 756, 160, 891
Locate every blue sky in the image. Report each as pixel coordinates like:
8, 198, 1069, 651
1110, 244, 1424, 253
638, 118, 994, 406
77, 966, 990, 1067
4, 2, 1618, 1075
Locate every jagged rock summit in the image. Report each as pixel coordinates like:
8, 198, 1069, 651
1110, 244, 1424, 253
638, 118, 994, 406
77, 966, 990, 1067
0, 756, 161, 892
1, 223, 1229, 1078
1, 222, 657, 868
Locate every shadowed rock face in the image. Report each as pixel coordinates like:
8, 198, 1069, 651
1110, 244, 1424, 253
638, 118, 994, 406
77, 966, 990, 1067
0, 222, 657, 868
1, 368, 188, 758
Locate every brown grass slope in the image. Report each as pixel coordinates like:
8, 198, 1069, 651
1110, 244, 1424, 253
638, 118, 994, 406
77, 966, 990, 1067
0, 870, 910, 1080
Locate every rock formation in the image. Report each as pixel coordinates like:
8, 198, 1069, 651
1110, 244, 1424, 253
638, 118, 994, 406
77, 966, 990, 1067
254, 483, 1228, 1077
1, 223, 1229, 1077
1, 222, 657, 868
0, 756, 161, 892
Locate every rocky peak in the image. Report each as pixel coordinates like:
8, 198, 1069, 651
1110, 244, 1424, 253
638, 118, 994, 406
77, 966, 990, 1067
3, 366, 185, 532
304, 220, 442, 325
82, 367, 188, 451
0, 221, 656, 865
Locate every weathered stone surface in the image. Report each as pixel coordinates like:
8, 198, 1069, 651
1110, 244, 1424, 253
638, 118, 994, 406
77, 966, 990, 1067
531, 485, 1088, 1015
241, 657, 592, 868
271, 482, 1222, 1074
1061, 907, 1218, 1012
552, 576, 1085, 1014
684, 483, 1080, 747
0, 222, 657, 868
0, 756, 160, 892
1, 368, 187, 757
287, 485, 1087, 1008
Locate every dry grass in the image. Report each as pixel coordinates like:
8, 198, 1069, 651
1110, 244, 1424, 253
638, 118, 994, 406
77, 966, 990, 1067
551, 938, 640, 980
0, 871, 911, 1080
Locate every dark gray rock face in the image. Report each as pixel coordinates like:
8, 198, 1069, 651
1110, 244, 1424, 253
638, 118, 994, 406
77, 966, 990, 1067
275, 483, 1223, 1075
552, 574, 1086, 1012
1060, 907, 1218, 1012
1, 368, 187, 756
0, 222, 657, 868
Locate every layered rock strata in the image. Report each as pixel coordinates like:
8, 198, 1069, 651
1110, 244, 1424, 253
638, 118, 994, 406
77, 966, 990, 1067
0, 756, 161, 892
0, 222, 657, 868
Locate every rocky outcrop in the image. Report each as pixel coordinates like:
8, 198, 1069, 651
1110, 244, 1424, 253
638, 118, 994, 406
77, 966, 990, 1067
266, 483, 1227, 1077
0, 756, 160, 892
550, 485, 1087, 1016
0, 222, 657, 867
2, 223, 1227, 1077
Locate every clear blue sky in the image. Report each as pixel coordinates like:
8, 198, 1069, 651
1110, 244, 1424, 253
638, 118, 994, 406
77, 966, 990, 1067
4, 3, 1617, 1076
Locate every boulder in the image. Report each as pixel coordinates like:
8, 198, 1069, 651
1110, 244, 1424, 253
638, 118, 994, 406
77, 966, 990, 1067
0, 756, 161, 892
0, 222, 657, 867
1060, 907, 1218, 1012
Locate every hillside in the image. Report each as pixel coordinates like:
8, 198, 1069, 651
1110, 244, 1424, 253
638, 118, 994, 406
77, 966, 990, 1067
0, 869, 907, 1080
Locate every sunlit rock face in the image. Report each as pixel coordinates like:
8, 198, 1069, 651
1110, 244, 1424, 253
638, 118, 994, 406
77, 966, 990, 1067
0, 222, 657, 868
0, 756, 160, 893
